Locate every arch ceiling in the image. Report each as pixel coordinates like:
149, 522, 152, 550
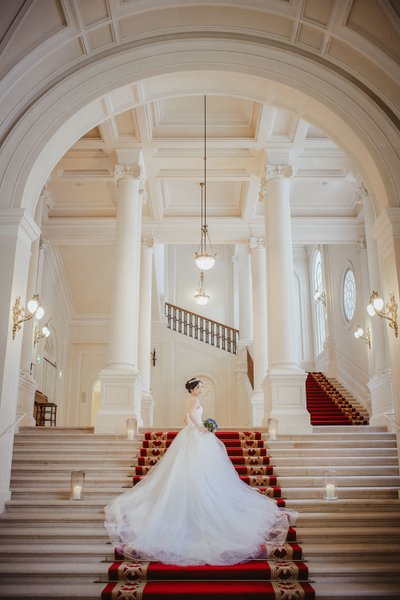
0, 1, 398, 316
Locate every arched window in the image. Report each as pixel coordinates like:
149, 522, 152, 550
343, 267, 356, 322
312, 249, 326, 356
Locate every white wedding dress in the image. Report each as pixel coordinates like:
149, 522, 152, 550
104, 406, 297, 566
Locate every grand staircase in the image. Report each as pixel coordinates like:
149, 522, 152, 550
0, 426, 399, 599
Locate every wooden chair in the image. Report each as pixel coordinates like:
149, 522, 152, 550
34, 390, 57, 426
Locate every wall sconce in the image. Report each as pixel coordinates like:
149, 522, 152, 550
12, 294, 45, 339
34, 323, 51, 346
367, 291, 398, 337
354, 326, 371, 349
150, 348, 156, 367
314, 290, 327, 307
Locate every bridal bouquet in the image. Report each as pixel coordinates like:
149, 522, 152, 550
203, 418, 218, 433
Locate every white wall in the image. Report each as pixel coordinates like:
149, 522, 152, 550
323, 244, 370, 402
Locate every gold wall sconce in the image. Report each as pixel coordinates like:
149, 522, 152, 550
150, 348, 156, 367
314, 290, 327, 307
34, 323, 51, 346
367, 291, 398, 337
12, 294, 45, 340
354, 326, 371, 349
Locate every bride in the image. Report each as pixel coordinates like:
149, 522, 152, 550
104, 377, 297, 566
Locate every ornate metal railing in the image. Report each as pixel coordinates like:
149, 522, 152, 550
165, 302, 239, 354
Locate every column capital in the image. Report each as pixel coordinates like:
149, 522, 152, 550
141, 238, 156, 250
249, 237, 264, 250
39, 237, 50, 253
354, 237, 367, 254
265, 164, 293, 180
114, 164, 142, 182
354, 176, 369, 203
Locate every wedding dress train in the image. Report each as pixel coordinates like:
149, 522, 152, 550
104, 406, 297, 566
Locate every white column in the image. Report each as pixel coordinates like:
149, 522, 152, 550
0, 209, 40, 511
138, 239, 155, 426
236, 244, 253, 346
260, 164, 312, 434
249, 238, 268, 425
360, 184, 395, 426
96, 159, 145, 434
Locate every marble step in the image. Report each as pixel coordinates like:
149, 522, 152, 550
5, 497, 400, 513
10, 472, 400, 488
267, 447, 397, 456
0, 582, 103, 599
266, 440, 397, 448
0, 543, 112, 563
268, 466, 399, 476
301, 541, 400, 561
0, 525, 398, 546
9, 487, 398, 501
311, 581, 400, 599
271, 456, 399, 466
2, 510, 399, 528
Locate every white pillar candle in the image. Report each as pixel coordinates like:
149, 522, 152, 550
269, 429, 276, 440
127, 429, 135, 441
325, 483, 336, 500
72, 484, 82, 500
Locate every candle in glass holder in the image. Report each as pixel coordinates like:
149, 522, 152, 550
325, 483, 336, 500
269, 429, 276, 440
72, 484, 82, 500
127, 429, 134, 441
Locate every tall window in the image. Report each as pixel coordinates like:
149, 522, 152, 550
312, 249, 326, 356
343, 267, 356, 322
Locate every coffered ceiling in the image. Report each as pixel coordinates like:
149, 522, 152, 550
48, 94, 359, 227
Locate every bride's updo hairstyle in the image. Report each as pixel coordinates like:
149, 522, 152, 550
185, 377, 202, 393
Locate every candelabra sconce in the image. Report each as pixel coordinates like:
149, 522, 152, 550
70, 471, 85, 500
126, 418, 138, 441
34, 322, 51, 347
267, 418, 278, 441
354, 326, 371, 349
323, 469, 338, 501
12, 294, 45, 339
367, 291, 398, 337
151, 348, 156, 367
314, 290, 327, 307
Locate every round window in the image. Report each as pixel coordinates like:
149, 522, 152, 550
343, 268, 356, 321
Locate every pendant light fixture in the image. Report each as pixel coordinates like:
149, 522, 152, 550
194, 95, 216, 271
194, 271, 210, 306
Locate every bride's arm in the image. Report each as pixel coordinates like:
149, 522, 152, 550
185, 397, 207, 432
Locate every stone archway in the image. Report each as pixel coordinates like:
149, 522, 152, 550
0, 35, 399, 509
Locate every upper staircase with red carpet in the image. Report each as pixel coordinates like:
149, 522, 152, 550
306, 372, 369, 426
102, 430, 315, 600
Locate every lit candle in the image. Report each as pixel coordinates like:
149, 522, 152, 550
127, 429, 135, 441
72, 484, 82, 500
325, 483, 336, 500
269, 429, 276, 441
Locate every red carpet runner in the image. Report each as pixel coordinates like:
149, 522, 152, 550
101, 431, 315, 599
306, 372, 368, 426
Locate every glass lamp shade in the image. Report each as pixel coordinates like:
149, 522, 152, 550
323, 469, 338, 501
27, 298, 39, 314
126, 418, 138, 440
42, 325, 50, 338
366, 303, 376, 317
194, 290, 210, 306
194, 253, 215, 271
35, 306, 45, 320
70, 471, 85, 500
372, 296, 384, 312
354, 326, 363, 339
